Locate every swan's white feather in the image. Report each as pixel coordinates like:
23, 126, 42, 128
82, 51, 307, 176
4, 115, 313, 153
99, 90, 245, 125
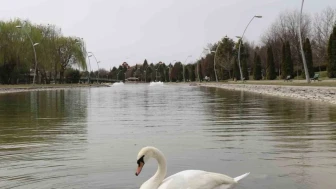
233, 172, 250, 182
157, 170, 236, 189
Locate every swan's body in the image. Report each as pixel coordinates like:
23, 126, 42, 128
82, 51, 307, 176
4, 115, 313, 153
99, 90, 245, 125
135, 146, 250, 189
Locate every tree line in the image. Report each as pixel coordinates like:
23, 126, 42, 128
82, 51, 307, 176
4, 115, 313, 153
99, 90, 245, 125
1, 7, 336, 84
0, 19, 86, 84
110, 7, 336, 82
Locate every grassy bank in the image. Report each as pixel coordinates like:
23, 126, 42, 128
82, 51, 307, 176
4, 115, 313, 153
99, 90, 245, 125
0, 83, 110, 89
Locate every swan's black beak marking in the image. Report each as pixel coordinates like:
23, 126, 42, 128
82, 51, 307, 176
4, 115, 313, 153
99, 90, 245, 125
137, 155, 145, 166
135, 155, 145, 176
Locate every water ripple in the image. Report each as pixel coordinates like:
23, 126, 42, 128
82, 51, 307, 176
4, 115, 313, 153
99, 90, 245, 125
0, 84, 335, 188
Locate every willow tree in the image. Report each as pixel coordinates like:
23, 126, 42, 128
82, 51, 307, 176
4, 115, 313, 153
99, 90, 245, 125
57, 37, 86, 83
0, 19, 32, 84
0, 19, 87, 84
36, 24, 62, 83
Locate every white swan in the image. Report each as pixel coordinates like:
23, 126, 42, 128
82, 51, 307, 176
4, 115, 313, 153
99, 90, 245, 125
135, 146, 250, 189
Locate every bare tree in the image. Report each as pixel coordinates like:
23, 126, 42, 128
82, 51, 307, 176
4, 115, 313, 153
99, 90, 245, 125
261, 10, 312, 78
312, 6, 336, 71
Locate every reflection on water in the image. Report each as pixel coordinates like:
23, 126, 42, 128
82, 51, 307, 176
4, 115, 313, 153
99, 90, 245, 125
0, 89, 88, 189
0, 84, 335, 189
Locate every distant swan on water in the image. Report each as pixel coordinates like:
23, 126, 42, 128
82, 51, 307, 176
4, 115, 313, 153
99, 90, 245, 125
112, 82, 124, 86
149, 81, 164, 86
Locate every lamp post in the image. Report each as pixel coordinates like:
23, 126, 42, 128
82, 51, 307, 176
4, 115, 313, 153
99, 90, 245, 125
237, 15, 262, 81
16, 25, 39, 85
299, 0, 310, 83
88, 52, 101, 84
183, 55, 192, 82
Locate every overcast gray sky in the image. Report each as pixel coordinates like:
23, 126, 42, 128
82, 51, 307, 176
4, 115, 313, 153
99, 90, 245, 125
1, 0, 335, 70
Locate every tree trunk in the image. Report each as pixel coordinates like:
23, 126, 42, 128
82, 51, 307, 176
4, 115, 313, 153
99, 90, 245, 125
60, 69, 65, 84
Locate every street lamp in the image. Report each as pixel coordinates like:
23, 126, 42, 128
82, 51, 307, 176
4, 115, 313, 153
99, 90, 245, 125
237, 15, 262, 81
16, 25, 39, 85
183, 55, 192, 82
88, 52, 101, 84
299, 0, 310, 83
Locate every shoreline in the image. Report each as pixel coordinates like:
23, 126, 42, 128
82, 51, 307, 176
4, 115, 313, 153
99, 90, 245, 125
0, 84, 110, 94
199, 83, 336, 105
2, 82, 336, 105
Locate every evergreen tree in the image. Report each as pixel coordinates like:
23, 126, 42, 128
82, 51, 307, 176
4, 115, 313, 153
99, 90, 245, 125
286, 41, 294, 78
143, 59, 148, 68
286, 41, 294, 76
199, 62, 203, 81
253, 52, 262, 80
241, 43, 249, 80
233, 57, 240, 80
303, 38, 314, 78
327, 25, 336, 78
142, 59, 149, 81
281, 41, 293, 79
281, 43, 287, 79
266, 46, 276, 80
189, 64, 196, 81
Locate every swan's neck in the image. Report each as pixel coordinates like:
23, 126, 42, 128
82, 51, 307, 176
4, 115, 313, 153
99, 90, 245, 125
150, 149, 167, 185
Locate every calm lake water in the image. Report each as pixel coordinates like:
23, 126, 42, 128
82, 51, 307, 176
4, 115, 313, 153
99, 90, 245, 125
0, 83, 336, 189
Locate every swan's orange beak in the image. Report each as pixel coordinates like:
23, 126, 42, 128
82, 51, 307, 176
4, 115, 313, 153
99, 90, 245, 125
135, 162, 144, 176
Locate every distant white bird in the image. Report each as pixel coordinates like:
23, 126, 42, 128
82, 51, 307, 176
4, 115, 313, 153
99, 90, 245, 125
149, 81, 164, 86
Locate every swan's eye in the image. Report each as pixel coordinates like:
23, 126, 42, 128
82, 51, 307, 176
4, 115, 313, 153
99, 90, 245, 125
137, 155, 145, 166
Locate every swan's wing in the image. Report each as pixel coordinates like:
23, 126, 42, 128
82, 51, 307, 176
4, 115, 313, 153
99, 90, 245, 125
158, 170, 236, 189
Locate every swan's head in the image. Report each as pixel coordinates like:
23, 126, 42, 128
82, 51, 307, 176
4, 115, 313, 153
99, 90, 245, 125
135, 146, 157, 176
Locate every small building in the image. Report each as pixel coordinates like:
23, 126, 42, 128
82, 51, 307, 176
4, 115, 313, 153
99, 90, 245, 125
126, 77, 139, 82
